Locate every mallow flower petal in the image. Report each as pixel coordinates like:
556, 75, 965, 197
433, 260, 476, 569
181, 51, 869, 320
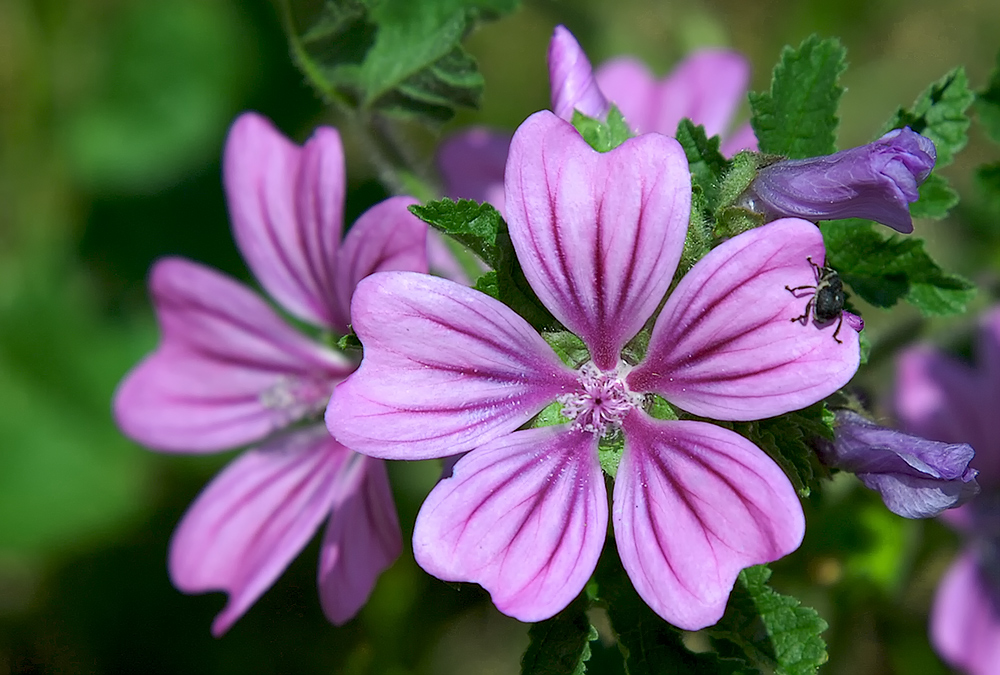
652, 49, 751, 141
330, 196, 429, 331
505, 110, 690, 370
629, 218, 859, 420
896, 346, 999, 484
318, 456, 402, 625
168, 426, 349, 636
595, 50, 752, 145
931, 550, 1000, 675
113, 258, 350, 452
224, 112, 345, 329
614, 415, 805, 630
436, 127, 510, 213
593, 58, 658, 134
720, 122, 758, 156
413, 425, 607, 623
548, 25, 610, 122
326, 272, 577, 460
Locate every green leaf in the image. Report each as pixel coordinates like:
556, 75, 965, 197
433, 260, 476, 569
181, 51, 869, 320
409, 198, 502, 266
572, 106, 634, 152
909, 173, 959, 220
882, 68, 974, 168
709, 566, 828, 675
596, 546, 752, 675
732, 403, 833, 497
749, 35, 846, 158
675, 119, 729, 206
821, 219, 976, 316
410, 198, 556, 329
978, 50, 1000, 144
283, 0, 519, 123
521, 595, 597, 675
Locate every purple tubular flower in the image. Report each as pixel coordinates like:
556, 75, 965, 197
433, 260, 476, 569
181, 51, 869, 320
743, 127, 937, 234
437, 27, 757, 211
896, 307, 1000, 675
817, 410, 978, 519
113, 112, 429, 635
328, 110, 860, 629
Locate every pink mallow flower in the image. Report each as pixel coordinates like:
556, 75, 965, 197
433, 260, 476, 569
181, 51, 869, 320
328, 111, 860, 629
896, 307, 1000, 675
438, 25, 756, 214
113, 112, 429, 635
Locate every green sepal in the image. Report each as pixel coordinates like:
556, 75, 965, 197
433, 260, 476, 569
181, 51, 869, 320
676, 119, 729, 206
520, 593, 597, 675
645, 395, 678, 422
707, 565, 828, 675
598, 432, 624, 478
881, 67, 974, 168
749, 35, 847, 158
821, 219, 976, 316
336, 331, 363, 352
530, 401, 571, 430
572, 106, 634, 153
545, 331, 590, 368
731, 403, 834, 497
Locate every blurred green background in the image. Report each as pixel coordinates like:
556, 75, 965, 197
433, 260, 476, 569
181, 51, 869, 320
1, 0, 998, 673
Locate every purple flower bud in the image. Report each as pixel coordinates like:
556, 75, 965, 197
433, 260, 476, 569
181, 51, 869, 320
818, 410, 979, 518
548, 25, 610, 122
742, 127, 937, 233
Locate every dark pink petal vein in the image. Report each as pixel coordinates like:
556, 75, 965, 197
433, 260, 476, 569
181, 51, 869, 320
413, 425, 607, 622
326, 272, 577, 460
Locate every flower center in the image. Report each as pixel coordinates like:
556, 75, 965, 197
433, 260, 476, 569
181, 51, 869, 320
557, 362, 644, 435
259, 375, 333, 422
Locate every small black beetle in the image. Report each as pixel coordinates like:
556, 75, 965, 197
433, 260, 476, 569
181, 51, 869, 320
786, 257, 846, 343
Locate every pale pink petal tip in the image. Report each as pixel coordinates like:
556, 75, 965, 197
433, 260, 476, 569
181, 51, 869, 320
615, 416, 804, 629
167, 428, 349, 636
413, 426, 607, 622
548, 25, 610, 122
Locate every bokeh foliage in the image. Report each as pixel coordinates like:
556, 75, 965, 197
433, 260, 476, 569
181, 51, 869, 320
1, 0, 999, 673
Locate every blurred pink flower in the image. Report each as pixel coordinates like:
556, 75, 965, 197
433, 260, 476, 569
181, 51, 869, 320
438, 25, 756, 213
114, 112, 429, 635
897, 307, 1000, 674
328, 111, 859, 629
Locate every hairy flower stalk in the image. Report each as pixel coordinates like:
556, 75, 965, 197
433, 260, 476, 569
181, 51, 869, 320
896, 307, 1000, 674
741, 127, 937, 233
328, 111, 860, 629
438, 25, 757, 212
113, 112, 429, 635
817, 409, 978, 518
